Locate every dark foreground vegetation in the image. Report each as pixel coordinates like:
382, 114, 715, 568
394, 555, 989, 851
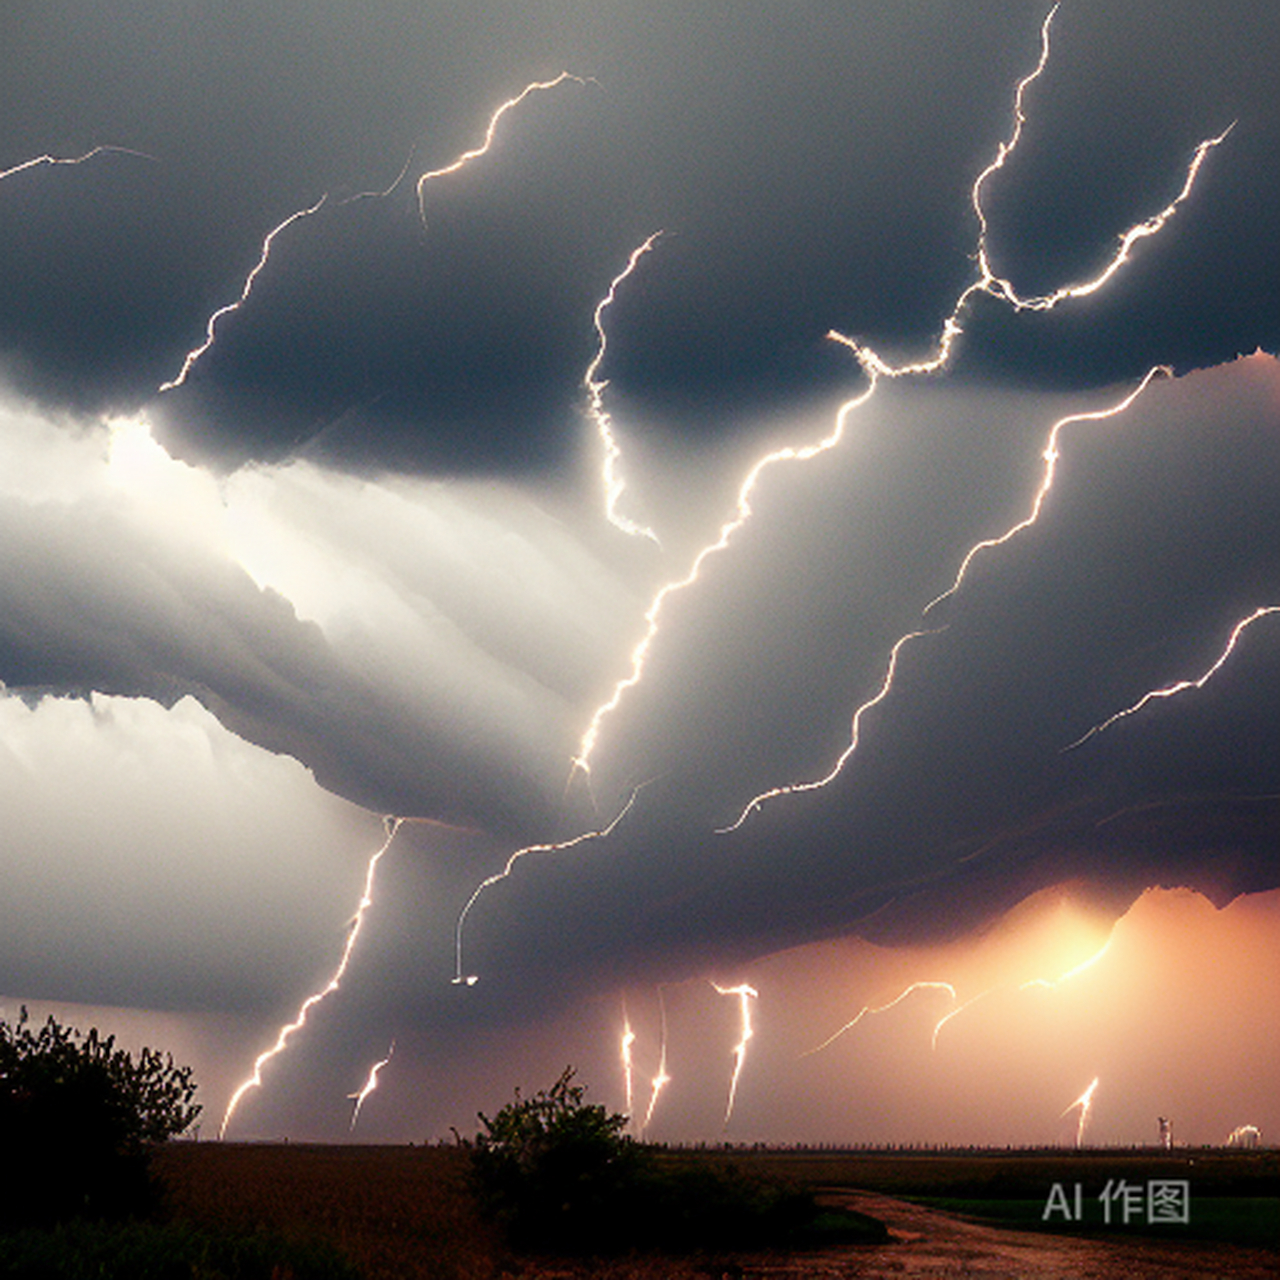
1, 1023, 1274, 1277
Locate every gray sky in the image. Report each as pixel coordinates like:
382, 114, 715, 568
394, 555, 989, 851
1, 1, 1277, 1145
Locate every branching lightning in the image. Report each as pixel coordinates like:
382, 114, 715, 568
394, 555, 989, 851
1061, 1075, 1100, 1147
712, 981, 758, 1127
574, 0, 1231, 817
159, 194, 329, 392
415, 72, 592, 229
587, 233, 664, 543
348, 1040, 395, 1131
1065, 605, 1280, 750
219, 816, 401, 1140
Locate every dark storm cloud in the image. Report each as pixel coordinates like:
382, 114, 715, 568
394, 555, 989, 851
1, 2, 1276, 472
2, 1, 1279, 1130
460, 356, 1280, 1001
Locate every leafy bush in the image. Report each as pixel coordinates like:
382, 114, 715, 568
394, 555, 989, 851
469, 1068, 887, 1256
0, 1008, 200, 1227
471, 1067, 642, 1251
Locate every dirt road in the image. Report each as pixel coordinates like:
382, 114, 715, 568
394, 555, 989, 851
722, 1189, 1280, 1279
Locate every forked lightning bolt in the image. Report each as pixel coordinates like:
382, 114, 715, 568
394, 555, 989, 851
1065, 606, 1280, 750
219, 816, 401, 1139
454, 3, 1235, 981
415, 72, 592, 229
348, 1040, 395, 1131
713, 981, 758, 1127
573, 1, 1231, 805
1062, 1076, 1099, 1147
587, 233, 664, 543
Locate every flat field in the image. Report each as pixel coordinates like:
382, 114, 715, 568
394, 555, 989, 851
147, 1143, 1278, 1279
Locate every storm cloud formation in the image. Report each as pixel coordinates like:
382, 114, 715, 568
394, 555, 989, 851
2, 1, 1278, 1141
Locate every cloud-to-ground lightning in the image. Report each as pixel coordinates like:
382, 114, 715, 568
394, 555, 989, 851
219, 816, 401, 1139
1065, 605, 1280, 751
159, 194, 329, 392
712, 981, 758, 1127
0, 144, 156, 184
1061, 1076, 1100, 1147
640, 988, 671, 1136
348, 1040, 395, 1131
586, 233, 664, 543
415, 72, 592, 230
619, 1005, 637, 1119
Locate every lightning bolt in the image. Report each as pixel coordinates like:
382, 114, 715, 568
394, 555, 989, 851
619, 1005, 637, 1120
219, 816, 401, 1139
640, 987, 671, 1136
712, 980, 758, 1127
0, 144, 156, 184
348, 1039, 395, 1131
162, 73, 592, 392
415, 72, 592, 229
574, 1, 1231, 803
158, 194, 329, 392
923, 364, 1172, 616
452, 783, 644, 985
803, 981, 957, 1057
1061, 1075, 1099, 1147
1065, 605, 1280, 750
587, 233, 664, 543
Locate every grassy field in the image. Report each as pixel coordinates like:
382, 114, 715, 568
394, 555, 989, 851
3, 1144, 1275, 1278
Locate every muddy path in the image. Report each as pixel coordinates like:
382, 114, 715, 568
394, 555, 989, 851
719, 1189, 1280, 1279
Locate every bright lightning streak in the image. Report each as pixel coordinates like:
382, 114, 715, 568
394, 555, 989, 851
0, 144, 156, 183
712, 981, 758, 1127
619, 1006, 637, 1120
452, 785, 643, 985
574, 373, 883, 775
587, 233, 664, 543
415, 72, 592, 229
576, 2, 1230, 799
159, 194, 328, 392
718, 624, 944, 833
803, 981, 957, 1056
1061, 1076, 1100, 1147
924, 365, 1171, 616
348, 1040, 395, 1131
1226, 1124, 1261, 1147
640, 988, 671, 1136
219, 816, 401, 1140
1065, 606, 1280, 750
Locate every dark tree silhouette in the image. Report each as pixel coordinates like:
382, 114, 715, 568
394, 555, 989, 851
0, 1008, 200, 1225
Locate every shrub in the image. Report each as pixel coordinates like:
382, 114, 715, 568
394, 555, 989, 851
470, 1067, 642, 1251
0, 1008, 200, 1226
